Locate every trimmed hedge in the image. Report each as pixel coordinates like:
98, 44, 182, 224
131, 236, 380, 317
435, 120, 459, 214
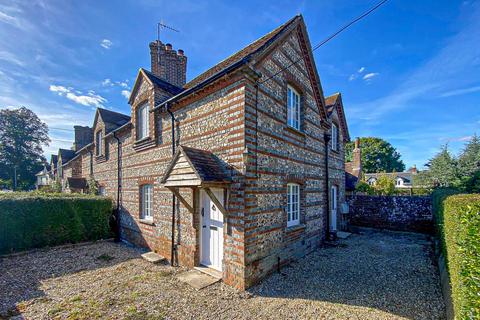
433, 190, 480, 319
0, 193, 113, 254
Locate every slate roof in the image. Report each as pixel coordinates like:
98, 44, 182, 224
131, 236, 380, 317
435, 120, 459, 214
98, 108, 130, 128
59, 149, 76, 163
161, 146, 231, 185
325, 93, 340, 116
181, 146, 231, 183
345, 172, 358, 191
365, 172, 414, 183
184, 15, 300, 89
142, 68, 184, 95
66, 177, 87, 190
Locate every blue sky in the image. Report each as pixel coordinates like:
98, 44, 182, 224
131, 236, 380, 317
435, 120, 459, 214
0, 0, 479, 169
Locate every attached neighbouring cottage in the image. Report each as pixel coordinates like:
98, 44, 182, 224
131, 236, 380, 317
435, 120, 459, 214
50, 15, 350, 289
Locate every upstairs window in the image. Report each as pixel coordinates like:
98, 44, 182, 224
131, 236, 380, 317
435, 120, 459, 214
140, 184, 153, 221
287, 85, 300, 130
331, 124, 338, 151
287, 183, 300, 227
137, 103, 149, 140
96, 131, 103, 156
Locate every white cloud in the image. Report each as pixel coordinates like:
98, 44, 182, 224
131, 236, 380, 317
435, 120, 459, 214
0, 51, 24, 66
100, 39, 112, 49
118, 81, 129, 88
439, 85, 480, 98
349, 67, 369, 81
363, 72, 379, 80
102, 78, 113, 86
49, 84, 106, 107
49, 85, 69, 94
121, 90, 131, 99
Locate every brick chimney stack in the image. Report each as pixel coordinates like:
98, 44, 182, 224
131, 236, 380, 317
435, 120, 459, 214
73, 126, 93, 151
149, 40, 187, 88
352, 137, 362, 177
409, 165, 418, 174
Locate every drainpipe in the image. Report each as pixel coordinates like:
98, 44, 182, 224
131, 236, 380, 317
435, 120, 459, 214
324, 132, 331, 240
113, 131, 122, 242
166, 103, 177, 267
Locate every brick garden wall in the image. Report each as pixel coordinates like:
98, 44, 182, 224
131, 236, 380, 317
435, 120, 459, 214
346, 195, 433, 234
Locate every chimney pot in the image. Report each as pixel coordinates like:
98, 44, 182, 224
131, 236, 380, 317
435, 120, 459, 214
149, 40, 186, 87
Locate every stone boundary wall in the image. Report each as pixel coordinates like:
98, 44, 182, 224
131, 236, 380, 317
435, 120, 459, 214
346, 195, 433, 234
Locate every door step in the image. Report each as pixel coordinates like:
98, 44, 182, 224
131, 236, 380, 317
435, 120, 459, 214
141, 251, 165, 264
194, 266, 222, 279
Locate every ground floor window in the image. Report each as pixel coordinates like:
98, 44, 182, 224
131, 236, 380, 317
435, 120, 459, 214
287, 183, 300, 227
140, 184, 153, 220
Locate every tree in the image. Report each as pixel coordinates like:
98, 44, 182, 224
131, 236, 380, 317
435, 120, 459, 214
0, 107, 50, 190
423, 144, 459, 187
374, 174, 396, 195
458, 134, 480, 177
345, 137, 405, 173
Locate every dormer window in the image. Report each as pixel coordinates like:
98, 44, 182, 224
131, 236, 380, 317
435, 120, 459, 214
331, 123, 338, 151
96, 130, 103, 156
137, 103, 149, 140
287, 85, 300, 130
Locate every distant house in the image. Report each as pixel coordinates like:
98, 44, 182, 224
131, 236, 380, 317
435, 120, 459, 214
365, 166, 418, 189
35, 164, 52, 190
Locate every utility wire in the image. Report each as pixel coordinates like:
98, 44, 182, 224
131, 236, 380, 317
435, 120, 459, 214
49, 127, 74, 132
258, 0, 389, 85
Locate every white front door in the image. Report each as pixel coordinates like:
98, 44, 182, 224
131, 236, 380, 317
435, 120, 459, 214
200, 189, 224, 271
330, 185, 338, 232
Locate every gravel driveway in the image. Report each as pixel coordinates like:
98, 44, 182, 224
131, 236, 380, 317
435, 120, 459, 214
0, 230, 445, 319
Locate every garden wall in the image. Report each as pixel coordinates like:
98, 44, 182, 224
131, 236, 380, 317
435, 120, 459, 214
346, 195, 433, 233
0, 193, 113, 254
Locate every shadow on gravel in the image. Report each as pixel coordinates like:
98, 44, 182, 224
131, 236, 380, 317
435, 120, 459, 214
0, 240, 143, 318
248, 230, 446, 320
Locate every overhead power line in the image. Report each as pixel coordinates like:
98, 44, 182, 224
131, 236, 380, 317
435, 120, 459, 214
49, 127, 74, 132
258, 0, 389, 85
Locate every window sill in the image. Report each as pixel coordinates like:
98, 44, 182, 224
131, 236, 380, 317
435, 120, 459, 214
135, 136, 150, 144
139, 219, 155, 226
133, 137, 156, 152
284, 126, 306, 138
286, 223, 306, 233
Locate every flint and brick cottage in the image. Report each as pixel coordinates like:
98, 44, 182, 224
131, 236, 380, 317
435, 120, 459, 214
50, 15, 350, 289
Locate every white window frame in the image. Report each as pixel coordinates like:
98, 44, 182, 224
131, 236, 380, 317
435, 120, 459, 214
287, 85, 301, 131
141, 184, 153, 221
96, 130, 103, 156
137, 103, 149, 140
396, 178, 403, 186
331, 123, 338, 151
287, 183, 300, 227
98, 186, 106, 196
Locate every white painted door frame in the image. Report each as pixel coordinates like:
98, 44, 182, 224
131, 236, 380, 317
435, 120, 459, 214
200, 188, 224, 271
330, 185, 338, 232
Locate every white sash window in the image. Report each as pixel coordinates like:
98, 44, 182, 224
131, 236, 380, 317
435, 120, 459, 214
287, 183, 300, 227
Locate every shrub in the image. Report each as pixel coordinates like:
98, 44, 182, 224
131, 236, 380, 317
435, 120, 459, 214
433, 190, 480, 319
0, 193, 113, 254
355, 181, 374, 194
374, 174, 395, 195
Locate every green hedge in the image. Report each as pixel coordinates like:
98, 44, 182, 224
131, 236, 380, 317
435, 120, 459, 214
433, 190, 480, 319
0, 193, 114, 254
